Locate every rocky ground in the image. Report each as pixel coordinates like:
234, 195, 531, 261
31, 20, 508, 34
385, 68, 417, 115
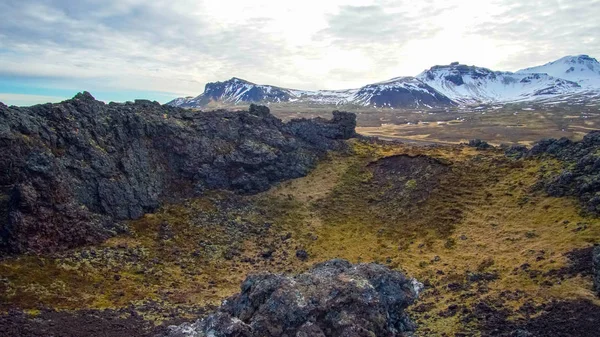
1, 98, 599, 336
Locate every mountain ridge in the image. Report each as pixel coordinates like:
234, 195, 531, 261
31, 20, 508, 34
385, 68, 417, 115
416, 62, 581, 104
517, 54, 600, 88
167, 55, 600, 109
169, 76, 454, 109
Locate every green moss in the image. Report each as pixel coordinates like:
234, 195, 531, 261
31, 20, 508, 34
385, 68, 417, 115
2, 140, 599, 337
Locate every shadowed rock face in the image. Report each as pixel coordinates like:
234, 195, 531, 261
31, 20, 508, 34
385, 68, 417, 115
0, 94, 356, 254
164, 259, 421, 337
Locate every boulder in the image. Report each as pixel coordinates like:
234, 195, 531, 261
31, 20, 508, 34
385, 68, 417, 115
164, 259, 422, 337
468, 139, 491, 150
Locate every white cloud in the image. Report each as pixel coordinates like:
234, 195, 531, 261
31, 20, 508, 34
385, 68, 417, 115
0, 0, 599, 101
0, 93, 68, 106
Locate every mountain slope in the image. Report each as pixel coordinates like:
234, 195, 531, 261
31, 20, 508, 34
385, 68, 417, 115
517, 55, 600, 88
416, 63, 582, 104
351, 76, 455, 108
167, 78, 294, 108
167, 77, 456, 109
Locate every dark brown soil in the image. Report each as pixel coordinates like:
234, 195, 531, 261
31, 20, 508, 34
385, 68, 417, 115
473, 299, 600, 337
367, 154, 451, 212
547, 246, 595, 279
0, 308, 192, 337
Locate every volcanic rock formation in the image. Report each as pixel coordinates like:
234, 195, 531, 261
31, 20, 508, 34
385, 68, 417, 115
525, 131, 600, 215
164, 259, 421, 337
0, 93, 356, 254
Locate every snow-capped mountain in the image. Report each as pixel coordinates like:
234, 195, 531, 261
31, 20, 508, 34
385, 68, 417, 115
170, 78, 294, 108
351, 76, 454, 108
167, 77, 454, 109
517, 55, 600, 88
168, 55, 600, 109
416, 63, 581, 104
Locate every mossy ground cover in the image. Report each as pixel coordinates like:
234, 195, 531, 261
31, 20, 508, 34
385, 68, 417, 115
1, 139, 599, 336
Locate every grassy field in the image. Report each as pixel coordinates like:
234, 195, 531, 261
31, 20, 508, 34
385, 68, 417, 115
1, 139, 598, 335
202, 101, 600, 145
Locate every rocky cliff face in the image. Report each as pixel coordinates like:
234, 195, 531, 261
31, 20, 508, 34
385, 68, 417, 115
0, 93, 356, 254
164, 259, 421, 337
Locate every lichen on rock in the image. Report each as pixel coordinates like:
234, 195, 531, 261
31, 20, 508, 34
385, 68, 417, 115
164, 259, 420, 337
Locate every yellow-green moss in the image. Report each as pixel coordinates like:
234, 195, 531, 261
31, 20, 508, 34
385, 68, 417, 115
1, 139, 599, 336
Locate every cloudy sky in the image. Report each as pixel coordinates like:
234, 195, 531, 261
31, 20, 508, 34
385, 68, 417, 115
0, 0, 599, 105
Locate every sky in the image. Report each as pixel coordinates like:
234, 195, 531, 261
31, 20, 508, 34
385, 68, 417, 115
0, 0, 599, 106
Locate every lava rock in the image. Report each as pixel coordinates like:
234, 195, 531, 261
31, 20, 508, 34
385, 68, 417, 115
594, 245, 600, 296
468, 139, 491, 150
520, 131, 600, 216
295, 249, 308, 261
260, 249, 274, 259
248, 104, 271, 118
503, 144, 528, 159
163, 259, 422, 337
0, 94, 356, 254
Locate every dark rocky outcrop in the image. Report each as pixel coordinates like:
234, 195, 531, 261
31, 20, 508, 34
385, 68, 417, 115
0, 93, 356, 254
594, 245, 600, 296
164, 259, 421, 337
502, 144, 528, 159
522, 131, 600, 215
468, 139, 492, 150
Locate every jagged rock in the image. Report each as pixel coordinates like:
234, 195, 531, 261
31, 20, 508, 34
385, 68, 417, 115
523, 131, 600, 215
248, 104, 271, 118
164, 259, 422, 337
287, 111, 356, 150
503, 144, 528, 159
0, 93, 356, 254
593, 245, 600, 296
468, 139, 491, 150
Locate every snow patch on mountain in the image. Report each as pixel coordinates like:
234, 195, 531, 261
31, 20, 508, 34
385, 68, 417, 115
167, 77, 455, 109
351, 76, 455, 108
417, 63, 581, 104
168, 55, 600, 109
288, 88, 358, 105
517, 55, 600, 88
